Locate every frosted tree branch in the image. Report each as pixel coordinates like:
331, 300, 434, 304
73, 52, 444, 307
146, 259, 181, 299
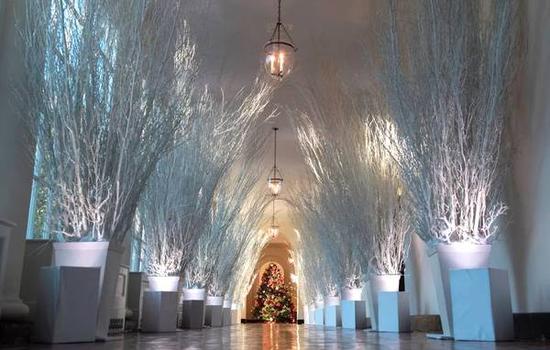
183, 78, 276, 289
374, 0, 519, 247
19, 0, 197, 242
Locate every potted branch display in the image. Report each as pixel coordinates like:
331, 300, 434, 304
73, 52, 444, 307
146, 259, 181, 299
178, 80, 274, 330
138, 154, 199, 332
292, 67, 377, 330
341, 287, 362, 302
228, 234, 270, 323
19, 0, 197, 341
323, 284, 342, 328
205, 171, 268, 328
182, 249, 209, 329
364, 119, 411, 332
375, 0, 519, 340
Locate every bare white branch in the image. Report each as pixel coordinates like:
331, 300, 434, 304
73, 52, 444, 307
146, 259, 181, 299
19, 0, 197, 242
183, 78, 276, 289
374, 0, 519, 247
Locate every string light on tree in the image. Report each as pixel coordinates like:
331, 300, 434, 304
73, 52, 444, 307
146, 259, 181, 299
252, 263, 296, 323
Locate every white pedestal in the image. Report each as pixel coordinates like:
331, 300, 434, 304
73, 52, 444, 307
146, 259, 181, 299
141, 291, 178, 332
52, 241, 124, 341
231, 309, 239, 324
450, 268, 514, 341
378, 292, 410, 333
324, 305, 342, 327
314, 308, 324, 325
108, 264, 128, 337
125, 272, 148, 331
366, 275, 400, 331
428, 253, 452, 339
205, 305, 223, 327
20, 240, 52, 322
34, 266, 100, 343
222, 307, 231, 326
0, 220, 29, 320
181, 300, 205, 329
307, 305, 316, 325
303, 307, 310, 325
429, 244, 491, 339
341, 300, 367, 329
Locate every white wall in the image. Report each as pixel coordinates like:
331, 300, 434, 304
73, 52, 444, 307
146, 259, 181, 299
408, 1, 550, 315
0, 0, 32, 319
496, 0, 550, 313
1, 0, 550, 319
406, 235, 438, 315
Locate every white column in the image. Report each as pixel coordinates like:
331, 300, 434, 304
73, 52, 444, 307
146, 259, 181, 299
0, 0, 32, 320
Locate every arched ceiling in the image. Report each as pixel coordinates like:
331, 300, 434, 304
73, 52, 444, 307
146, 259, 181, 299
185, 0, 376, 247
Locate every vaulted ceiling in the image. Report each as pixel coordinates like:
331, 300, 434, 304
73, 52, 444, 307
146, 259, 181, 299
186, 0, 376, 246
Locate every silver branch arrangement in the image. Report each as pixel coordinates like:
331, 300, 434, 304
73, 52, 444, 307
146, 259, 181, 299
292, 67, 375, 290
292, 220, 337, 305
365, 119, 411, 275
137, 143, 207, 277
375, 0, 519, 247
208, 177, 271, 298
184, 79, 275, 289
292, 64, 413, 288
290, 175, 347, 301
229, 231, 271, 304
19, 0, 197, 242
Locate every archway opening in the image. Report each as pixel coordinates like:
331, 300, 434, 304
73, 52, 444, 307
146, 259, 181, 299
251, 262, 296, 323
245, 242, 298, 323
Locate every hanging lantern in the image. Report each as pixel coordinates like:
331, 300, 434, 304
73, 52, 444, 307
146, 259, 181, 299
269, 224, 280, 238
264, 0, 297, 80
267, 171, 283, 196
267, 127, 283, 195
269, 198, 279, 239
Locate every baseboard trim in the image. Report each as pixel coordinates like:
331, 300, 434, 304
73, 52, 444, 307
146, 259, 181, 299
514, 313, 550, 340
411, 315, 442, 333
241, 313, 550, 341
242, 319, 299, 324
413, 313, 550, 341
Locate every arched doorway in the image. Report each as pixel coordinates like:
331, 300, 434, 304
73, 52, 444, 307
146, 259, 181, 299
251, 262, 295, 322
245, 242, 297, 322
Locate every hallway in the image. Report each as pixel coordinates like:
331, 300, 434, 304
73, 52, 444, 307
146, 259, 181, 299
21, 324, 549, 350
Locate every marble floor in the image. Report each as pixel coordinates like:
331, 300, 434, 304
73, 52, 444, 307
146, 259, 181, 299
18, 324, 548, 350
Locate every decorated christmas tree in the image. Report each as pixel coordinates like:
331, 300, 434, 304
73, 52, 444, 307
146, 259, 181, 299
252, 263, 296, 323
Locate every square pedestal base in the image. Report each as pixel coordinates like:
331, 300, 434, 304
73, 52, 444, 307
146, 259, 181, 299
303, 307, 309, 325
205, 305, 223, 327
222, 307, 231, 326
141, 291, 178, 332
341, 300, 367, 329
378, 292, 410, 333
314, 308, 324, 326
231, 309, 239, 324
34, 266, 100, 343
307, 307, 316, 325
181, 300, 205, 329
125, 272, 147, 331
324, 305, 342, 327
450, 268, 513, 341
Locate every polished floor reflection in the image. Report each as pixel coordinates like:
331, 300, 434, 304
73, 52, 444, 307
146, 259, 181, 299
23, 324, 548, 349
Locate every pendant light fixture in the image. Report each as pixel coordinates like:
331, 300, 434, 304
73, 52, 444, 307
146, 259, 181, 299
267, 127, 283, 196
264, 0, 297, 80
269, 198, 279, 239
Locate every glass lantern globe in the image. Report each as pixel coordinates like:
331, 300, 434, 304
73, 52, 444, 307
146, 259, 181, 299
269, 225, 280, 238
264, 41, 296, 80
267, 174, 283, 196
